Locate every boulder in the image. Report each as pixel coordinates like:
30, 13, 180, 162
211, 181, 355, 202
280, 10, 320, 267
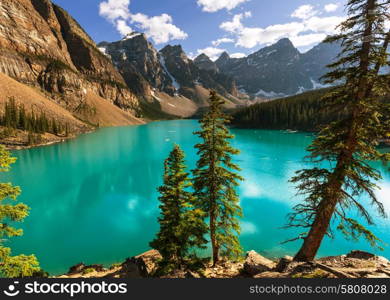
275, 255, 293, 272
346, 250, 376, 260
68, 263, 85, 274
244, 251, 276, 275
122, 249, 162, 278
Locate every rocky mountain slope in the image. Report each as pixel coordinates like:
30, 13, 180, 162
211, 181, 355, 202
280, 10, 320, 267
98, 33, 243, 117
0, 0, 345, 140
215, 38, 340, 98
0, 0, 142, 132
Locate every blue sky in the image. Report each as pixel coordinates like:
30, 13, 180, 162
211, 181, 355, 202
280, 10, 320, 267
52, 0, 347, 60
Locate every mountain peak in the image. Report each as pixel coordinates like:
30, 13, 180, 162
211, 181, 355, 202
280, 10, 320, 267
160, 45, 188, 62
219, 52, 230, 60
274, 38, 295, 49
215, 52, 232, 69
194, 54, 218, 72
195, 53, 210, 60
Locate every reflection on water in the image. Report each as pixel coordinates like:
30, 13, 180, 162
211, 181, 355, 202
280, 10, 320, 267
3, 120, 390, 274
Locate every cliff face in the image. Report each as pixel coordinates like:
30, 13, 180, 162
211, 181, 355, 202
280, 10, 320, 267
159, 45, 239, 102
98, 32, 239, 108
98, 33, 176, 97
0, 0, 140, 115
216, 38, 340, 97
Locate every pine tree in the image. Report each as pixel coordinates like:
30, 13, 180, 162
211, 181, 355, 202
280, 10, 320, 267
51, 118, 58, 136
193, 91, 243, 266
150, 145, 207, 272
65, 123, 70, 137
0, 146, 40, 277
18, 105, 27, 130
286, 0, 390, 262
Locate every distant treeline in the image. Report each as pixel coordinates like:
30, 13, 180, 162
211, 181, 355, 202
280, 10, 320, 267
232, 88, 345, 131
232, 88, 390, 131
1, 98, 69, 136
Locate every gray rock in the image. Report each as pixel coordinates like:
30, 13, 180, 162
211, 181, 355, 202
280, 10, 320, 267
275, 255, 294, 272
347, 250, 376, 260
244, 250, 276, 275
68, 263, 85, 274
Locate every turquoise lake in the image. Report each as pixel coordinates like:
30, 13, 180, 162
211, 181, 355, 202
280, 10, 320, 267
4, 120, 390, 275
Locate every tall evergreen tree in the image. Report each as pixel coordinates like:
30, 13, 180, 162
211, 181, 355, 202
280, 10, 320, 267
150, 145, 207, 271
286, 0, 390, 262
193, 91, 243, 266
0, 146, 40, 277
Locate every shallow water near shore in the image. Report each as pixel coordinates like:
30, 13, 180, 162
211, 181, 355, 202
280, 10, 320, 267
4, 120, 390, 275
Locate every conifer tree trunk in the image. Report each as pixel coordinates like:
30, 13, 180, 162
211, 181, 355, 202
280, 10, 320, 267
294, 0, 377, 262
210, 115, 219, 266
193, 91, 243, 266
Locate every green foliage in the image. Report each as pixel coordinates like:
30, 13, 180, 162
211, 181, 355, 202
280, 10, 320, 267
82, 268, 95, 275
233, 88, 340, 131
193, 91, 243, 264
0, 98, 69, 139
150, 145, 208, 273
110, 263, 122, 269
46, 60, 74, 73
0, 146, 40, 277
286, 0, 390, 261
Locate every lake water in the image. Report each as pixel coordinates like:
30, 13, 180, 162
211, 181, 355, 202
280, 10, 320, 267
4, 120, 390, 275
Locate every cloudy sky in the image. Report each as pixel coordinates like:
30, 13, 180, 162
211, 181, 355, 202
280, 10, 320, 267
52, 0, 347, 60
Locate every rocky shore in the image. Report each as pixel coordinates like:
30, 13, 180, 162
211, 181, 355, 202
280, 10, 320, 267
58, 249, 390, 279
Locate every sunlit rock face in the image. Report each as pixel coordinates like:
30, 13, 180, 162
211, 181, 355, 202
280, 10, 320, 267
0, 0, 140, 114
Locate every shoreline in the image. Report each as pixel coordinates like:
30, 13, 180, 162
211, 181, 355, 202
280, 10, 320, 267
56, 249, 390, 279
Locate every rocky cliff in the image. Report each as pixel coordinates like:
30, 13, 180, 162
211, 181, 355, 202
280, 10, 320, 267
0, 0, 141, 127
216, 38, 341, 98
99, 35, 242, 117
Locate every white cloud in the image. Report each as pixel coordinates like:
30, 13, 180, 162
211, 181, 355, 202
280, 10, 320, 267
291, 5, 318, 20
197, 0, 249, 13
130, 13, 188, 44
99, 0, 130, 21
234, 21, 305, 48
212, 37, 235, 46
219, 4, 345, 50
116, 19, 133, 36
305, 16, 344, 34
290, 33, 327, 47
324, 3, 339, 12
99, 0, 187, 44
230, 52, 246, 58
196, 47, 226, 61
220, 11, 251, 33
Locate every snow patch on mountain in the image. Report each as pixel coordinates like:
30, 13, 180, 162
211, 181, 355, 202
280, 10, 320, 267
151, 90, 162, 102
98, 47, 108, 55
296, 86, 306, 94
255, 89, 287, 99
310, 79, 331, 89
122, 32, 143, 40
159, 56, 181, 90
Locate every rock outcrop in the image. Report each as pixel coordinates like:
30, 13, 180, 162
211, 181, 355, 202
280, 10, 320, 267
243, 250, 276, 275
0, 0, 141, 126
216, 38, 340, 97
58, 249, 390, 279
99, 34, 244, 117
